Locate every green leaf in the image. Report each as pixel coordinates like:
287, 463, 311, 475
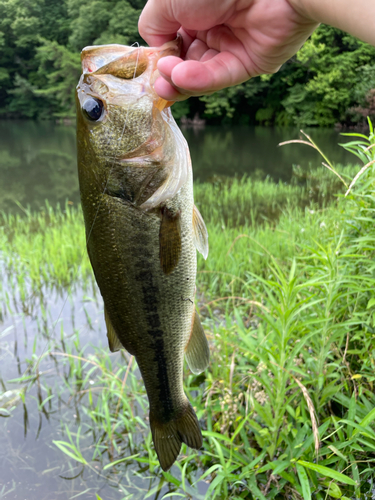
231, 414, 250, 443
348, 393, 356, 439
350, 454, 361, 497
323, 482, 342, 498
357, 406, 375, 431
162, 471, 181, 487
103, 453, 140, 469
327, 445, 348, 463
202, 430, 232, 444
296, 463, 312, 500
52, 441, 87, 464
340, 132, 370, 140
211, 437, 227, 469
193, 464, 222, 484
247, 475, 268, 500
296, 460, 356, 485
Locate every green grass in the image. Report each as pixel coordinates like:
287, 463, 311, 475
194, 163, 357, 227
0, 164, 358, 304
2, 144, 375, 498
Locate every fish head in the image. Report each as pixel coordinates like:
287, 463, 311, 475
76, 36, 184, 200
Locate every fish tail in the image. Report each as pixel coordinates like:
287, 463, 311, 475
150, 402, 202, 471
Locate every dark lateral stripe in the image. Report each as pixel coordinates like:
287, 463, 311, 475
134, 249, 173, 422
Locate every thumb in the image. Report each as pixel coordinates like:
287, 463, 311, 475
138, 0, 181, 47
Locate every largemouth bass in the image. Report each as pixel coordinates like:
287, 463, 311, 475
76, 37, 209, 471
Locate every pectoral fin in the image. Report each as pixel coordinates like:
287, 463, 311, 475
104, 307, 124, 352
159, 207, 181, 274
185, 309, 210, 374
192, 205, 209, 259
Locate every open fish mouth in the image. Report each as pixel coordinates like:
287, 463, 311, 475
80, 35, 182, 89
76, 36, 182, 170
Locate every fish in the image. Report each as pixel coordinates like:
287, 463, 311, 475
76, 36, 209, 471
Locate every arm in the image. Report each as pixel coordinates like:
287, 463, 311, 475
290, 0, 375, 47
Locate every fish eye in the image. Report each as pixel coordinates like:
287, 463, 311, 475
82, 97, 104, 121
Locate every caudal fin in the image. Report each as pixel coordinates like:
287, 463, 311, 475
150, 403, 202, 471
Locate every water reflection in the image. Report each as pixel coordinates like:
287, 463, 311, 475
0, 278, 209, 499
0, 120, 354, 213
183, 125, 354, 181
0, 120, 78, 213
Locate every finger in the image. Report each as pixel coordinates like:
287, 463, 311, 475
158, 56, 184, 84
138, 0, 181, 47
185, 39, 219, 64
200, 48, 219, 63
178, 28, 197, 58
185, 39, 209, 61
170, 52, 251, 94
153, 76, 189, 101
139, 0, 232, 48
156, 57, 190, 100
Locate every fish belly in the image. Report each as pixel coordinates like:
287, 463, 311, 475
85, 188, 196, 419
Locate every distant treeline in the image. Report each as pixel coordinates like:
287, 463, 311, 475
1, 0, 375, 127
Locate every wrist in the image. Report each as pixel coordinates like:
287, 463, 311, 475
288, 0, 375, 46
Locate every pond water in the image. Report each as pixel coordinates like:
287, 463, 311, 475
0, 120, 354, 213
0, 120, 357, 499
0, 276, 211, 499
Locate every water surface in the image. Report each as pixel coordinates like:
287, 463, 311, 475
0, 120, 354, 213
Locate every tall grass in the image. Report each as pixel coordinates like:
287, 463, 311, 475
0, 165, 358, 305
2, 127, 375, 499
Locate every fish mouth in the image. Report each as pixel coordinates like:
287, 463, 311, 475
79, 36, 182, 117
81, 35, 182, 80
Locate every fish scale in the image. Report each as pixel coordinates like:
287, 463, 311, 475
76, 37, 210, 471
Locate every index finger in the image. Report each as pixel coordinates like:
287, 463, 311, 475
163, 51, 252, 96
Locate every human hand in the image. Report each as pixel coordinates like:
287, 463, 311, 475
138, 0, 318, 101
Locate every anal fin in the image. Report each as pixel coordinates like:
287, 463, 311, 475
104, 306, 124, 352
185, 309, 210, 374
159, 206, 181, 274
192, 205, 209, 259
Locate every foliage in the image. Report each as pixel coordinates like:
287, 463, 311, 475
67, 0, 144, 50
0, 1, 374, 126
281, 28, 375, 127
35, 39, 81, 117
